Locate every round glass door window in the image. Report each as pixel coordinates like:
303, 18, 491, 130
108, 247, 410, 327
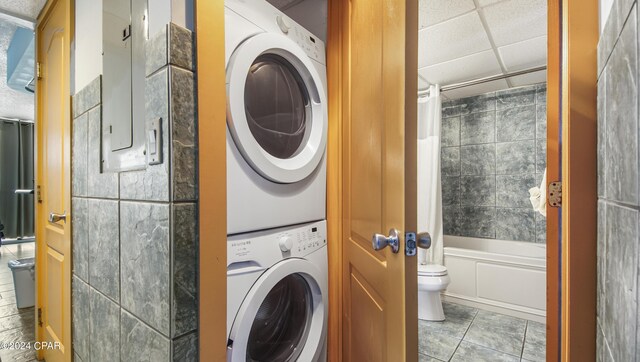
244, 54, 310, 159
246, 273, 312, 362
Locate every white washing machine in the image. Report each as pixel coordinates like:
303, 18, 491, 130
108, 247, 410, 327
225, 0, 328, 235
227, 221, 328, 362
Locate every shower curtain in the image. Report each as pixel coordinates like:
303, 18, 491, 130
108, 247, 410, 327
417, 85, 444, 266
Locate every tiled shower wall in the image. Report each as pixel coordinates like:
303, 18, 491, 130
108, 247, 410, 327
440, 84, 547, 243
71, 24, 198, 362
597, 0, 640, 360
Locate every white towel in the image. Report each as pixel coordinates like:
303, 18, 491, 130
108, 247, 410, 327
529, 169, 547, 217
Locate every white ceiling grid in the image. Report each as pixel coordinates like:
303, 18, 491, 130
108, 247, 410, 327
419, 0, 548, 99
0, 0, 46, 120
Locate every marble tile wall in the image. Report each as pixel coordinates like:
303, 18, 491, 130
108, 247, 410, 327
597, 2, 640, 361
441, 83, 547, 242
71, 23, 198, 362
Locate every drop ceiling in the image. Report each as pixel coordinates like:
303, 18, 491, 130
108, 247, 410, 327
0, 0, 45, 120
419, 0, 547, 100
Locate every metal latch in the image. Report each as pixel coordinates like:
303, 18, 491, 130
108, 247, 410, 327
548, 181, 562, 208
405, 232, 416, 256
405, 232, 432, 256
122, 25, 132, 40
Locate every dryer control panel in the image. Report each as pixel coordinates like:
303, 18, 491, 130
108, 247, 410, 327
275, 14, 326, 65
228, 220, 327, 268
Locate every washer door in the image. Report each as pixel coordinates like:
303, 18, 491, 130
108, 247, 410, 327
228, 258, 326, 362
226, 32, 327, 184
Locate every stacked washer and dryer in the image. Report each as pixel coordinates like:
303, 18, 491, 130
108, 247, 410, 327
224, 0, 329, 361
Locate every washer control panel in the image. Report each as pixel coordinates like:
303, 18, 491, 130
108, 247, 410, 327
228, 221, 327, 266
276, 223, 326, 256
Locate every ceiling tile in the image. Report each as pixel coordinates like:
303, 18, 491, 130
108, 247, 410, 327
0, 0, 46, 20
477, 0, 506, 6
508, 70, 547, 87
498, 36, 547, 71
442, 79, 510, 100
481, 0, 547, 47
0, 21, 34, 120
419, 11, 492, 68
418, 0, 476, 29
420, 50, 503, 86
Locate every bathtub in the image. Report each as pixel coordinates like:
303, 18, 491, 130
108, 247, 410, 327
442, 236, 546, 323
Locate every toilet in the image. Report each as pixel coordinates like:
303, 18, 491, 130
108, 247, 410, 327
418, 264, 450, 321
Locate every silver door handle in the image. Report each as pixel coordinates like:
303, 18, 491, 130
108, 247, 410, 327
14, 189, 34, 195
48, 212, 66, 224
417, 232, 431, 249
372, 229, 400, 253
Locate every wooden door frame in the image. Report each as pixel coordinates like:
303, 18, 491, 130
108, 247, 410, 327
35, 0, 74, 359
546, 1, 561, 358
558, 0, 599, 360
195, 0, 228, 360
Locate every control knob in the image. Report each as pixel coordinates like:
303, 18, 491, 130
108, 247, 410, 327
279, 235, 293, 252
276, 15, 290, 34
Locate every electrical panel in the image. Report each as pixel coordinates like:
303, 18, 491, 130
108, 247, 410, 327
102, 0, 149, 171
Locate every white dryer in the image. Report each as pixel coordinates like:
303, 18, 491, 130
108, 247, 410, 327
225, 0, 328, 235
227, 221, 328, 362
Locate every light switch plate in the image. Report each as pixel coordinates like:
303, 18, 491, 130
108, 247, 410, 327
147, 117, 162, 165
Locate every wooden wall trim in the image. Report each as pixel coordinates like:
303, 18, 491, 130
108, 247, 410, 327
404, 0, 418, 360
195, 0, 227, 360
546, 0, 561, 359
326, 0, 344, 360
561, 0, 598, 360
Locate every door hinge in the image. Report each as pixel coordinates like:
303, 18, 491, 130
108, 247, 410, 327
36, 62, 42, 80
37, 308, 43, 327
549, 181, 562, 208
36, 185, 42, 203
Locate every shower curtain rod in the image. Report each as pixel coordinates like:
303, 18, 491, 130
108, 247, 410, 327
418, 65, 547, 97
0, 117, 34, 124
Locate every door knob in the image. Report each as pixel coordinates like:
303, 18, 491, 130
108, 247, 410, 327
417, 232, 431, 249
372, 229, 400, 253
48, 212, 66, 224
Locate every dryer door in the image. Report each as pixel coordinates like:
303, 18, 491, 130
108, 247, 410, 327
227, 258, 327, 362
226, 32, 327, 184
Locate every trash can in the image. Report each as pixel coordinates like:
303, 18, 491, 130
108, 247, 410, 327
8, 258, 35, 308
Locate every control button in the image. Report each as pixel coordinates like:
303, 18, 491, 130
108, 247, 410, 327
279, 236, 293, 252
276, 15, 290, 34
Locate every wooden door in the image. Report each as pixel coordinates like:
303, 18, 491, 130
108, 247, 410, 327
559, 0, 598, 359
337, 0, 418, 361
36, 0, 73, 361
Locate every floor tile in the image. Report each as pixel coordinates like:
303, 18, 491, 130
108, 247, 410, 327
0, 303, 22, 318
0, 296, 18, 307
522, 321, 546, 361
420, 302, 477, 339
0, 283, 16, 293
451, 341, 520, 362
0, 308, 35, 332
419, 324, 461, 361
419, 352, 446, 362
463, 310, 526, 356
0, 251, 35, 361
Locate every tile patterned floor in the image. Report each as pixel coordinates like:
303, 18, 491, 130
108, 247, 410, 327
0, 243, 38, 362
419, 302, 546, 362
